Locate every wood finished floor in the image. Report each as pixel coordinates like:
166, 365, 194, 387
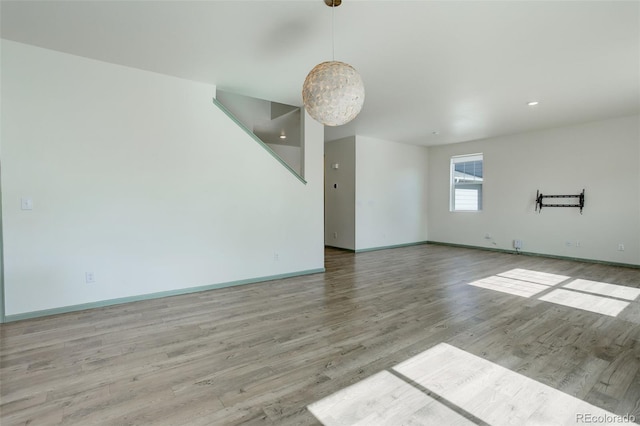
1, 245, 639, 425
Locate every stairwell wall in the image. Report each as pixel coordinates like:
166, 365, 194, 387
1, 40, 324, 318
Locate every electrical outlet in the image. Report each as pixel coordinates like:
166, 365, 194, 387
618, 243, 625, 251
513, 239, 522, 249
333, 232, 338, 239
565, 241, 572, 247
85, 272, 95, 284
576, 241, 581, 247
484, 233, 491, 240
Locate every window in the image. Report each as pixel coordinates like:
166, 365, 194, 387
450, 154, 483, 211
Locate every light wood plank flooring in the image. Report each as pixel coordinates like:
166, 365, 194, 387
1, 245, 639, 425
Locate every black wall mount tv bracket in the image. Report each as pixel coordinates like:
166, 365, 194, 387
535, 189, 585, 214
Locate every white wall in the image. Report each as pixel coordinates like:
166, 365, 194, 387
355, 136, 429, 250
1, 40, 324, 317
428, 115, 640, 266
324, 137, 356, 250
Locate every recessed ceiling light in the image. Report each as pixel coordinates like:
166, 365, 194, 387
279, 135, 287, 139
527, 101, 539, 106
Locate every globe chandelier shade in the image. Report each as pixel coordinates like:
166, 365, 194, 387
301, 0, 365, 127
302, 60, 365, 127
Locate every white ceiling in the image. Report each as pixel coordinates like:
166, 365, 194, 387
2, 0, 638, 146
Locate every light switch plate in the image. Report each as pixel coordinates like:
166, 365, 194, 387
21, 197, 33, 211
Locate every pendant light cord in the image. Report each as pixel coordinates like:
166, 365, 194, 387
331, 1, 335, 61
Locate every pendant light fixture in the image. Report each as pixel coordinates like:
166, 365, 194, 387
302, 0, 365, 127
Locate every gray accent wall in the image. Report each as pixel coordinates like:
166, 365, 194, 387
325, 137, 356, 250
324, 136, 429, 251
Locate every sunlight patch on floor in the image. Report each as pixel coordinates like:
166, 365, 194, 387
497, 268, 570, 286
467, 269, 639, 319
308, 343, 625, 425
539, 289, 629, 317
307, 370, 474, 426
468, 275, 550, 298
393, 343, 620, 426
563, 279, 640, 301
467, 268, 568, 298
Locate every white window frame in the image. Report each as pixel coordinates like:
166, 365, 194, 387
450, 153, 483, 212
